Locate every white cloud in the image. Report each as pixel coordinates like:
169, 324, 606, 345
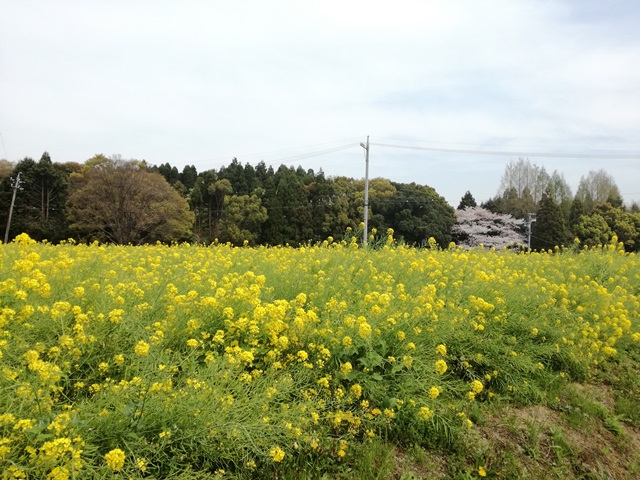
1, 0, 639, 206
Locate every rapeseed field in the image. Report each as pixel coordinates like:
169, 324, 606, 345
0, 232, 638, 478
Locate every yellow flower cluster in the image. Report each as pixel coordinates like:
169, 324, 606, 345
104, 448, 125, 472
0, 234, 637, 476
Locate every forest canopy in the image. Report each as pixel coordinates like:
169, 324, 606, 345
2, 154, 640, 251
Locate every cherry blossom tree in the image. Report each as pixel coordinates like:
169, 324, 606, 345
453, 207, 525, 249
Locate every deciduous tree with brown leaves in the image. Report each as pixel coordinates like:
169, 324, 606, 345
67, 155, 194, 244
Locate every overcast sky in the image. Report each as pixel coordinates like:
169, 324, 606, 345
1, 0, 639, 206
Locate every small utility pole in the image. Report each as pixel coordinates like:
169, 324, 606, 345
4, 172, 21, 244
360, 136, 370, 246
526, 213, 536, 251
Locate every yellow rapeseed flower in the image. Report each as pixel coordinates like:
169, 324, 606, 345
358, 321, 372, 339
350, 384, 362, 398
470, 380, 484, 394
104, 448, 125, 472
270, 446, 285, 462
435, 359, 447, 375
134, 341, 150, 356
418, 406, 434, 420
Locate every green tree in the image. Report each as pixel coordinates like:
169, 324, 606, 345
156, 163, 181, 185
457, 191, 477, 210
218, 158, 250, 195
218, 194, 268, 245
306, 171, 340, 241
362, 177, 397, 233
188, 171, 233, 242
329, 176, 361, 233
592, 203, 638, 251
377, 182, 455, 246
574, 214, 613, 247
67, 156, 193, 244
547, 170, 573, 220
531, 188, 568, 250
260, 166, 312, 245
0, 153, 71, 242
207, 179, 233, 240
485, 186, 538, 219
568, 197, 587, 234
180, 165, 198, 190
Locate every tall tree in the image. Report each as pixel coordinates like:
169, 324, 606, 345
568, 197, 587, 235
498, 158, 550, 203
260, 165, 312, 245
207, 178, 233, 240
0, 153, 71, 242
218, 158, 250, 195
531, 188, 568, 250
180, 165, 198, 190
574, 214, 613, 247
575, 169, 622, 211
218, 194, 268, 245
156, 163, 180, 185
306, 171, 339, 241
547, 170, 573, 220
492, 186, 537, 219
592, 203, 638, 251
68, 155, 193, 244
377, 182, 455, 246
457, 191, 477, 210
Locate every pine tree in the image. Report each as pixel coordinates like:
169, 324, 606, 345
457, 191, 477, 210
568, 197, 586, 236
531, 188, 568, 250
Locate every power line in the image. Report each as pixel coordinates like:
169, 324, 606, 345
261, 143, 359, 166
374, 135, 640, 150
0, 132, 8, 160
370, 142, 640, 159
198, 138, 363, 166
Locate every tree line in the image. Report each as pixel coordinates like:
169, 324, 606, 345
1, 154, 639, 250
473, 158, 640, 251
0, 153, 455, 247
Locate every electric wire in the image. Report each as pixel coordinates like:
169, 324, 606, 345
198, 138, 363, 166
374, 135, 640, 150
0, 132, 8, 160
370, 142, 640, 159
260, 143, 359, 166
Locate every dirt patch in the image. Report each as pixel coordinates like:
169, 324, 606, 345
572, 382, 616, 411
475, 401, 640, 479
393, 446, 448, 480
389, 384, 640, 479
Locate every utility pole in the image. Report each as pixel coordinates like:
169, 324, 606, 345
526, 213, 536, 251
4, 172, 21, 244
360, 136, 370, 246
